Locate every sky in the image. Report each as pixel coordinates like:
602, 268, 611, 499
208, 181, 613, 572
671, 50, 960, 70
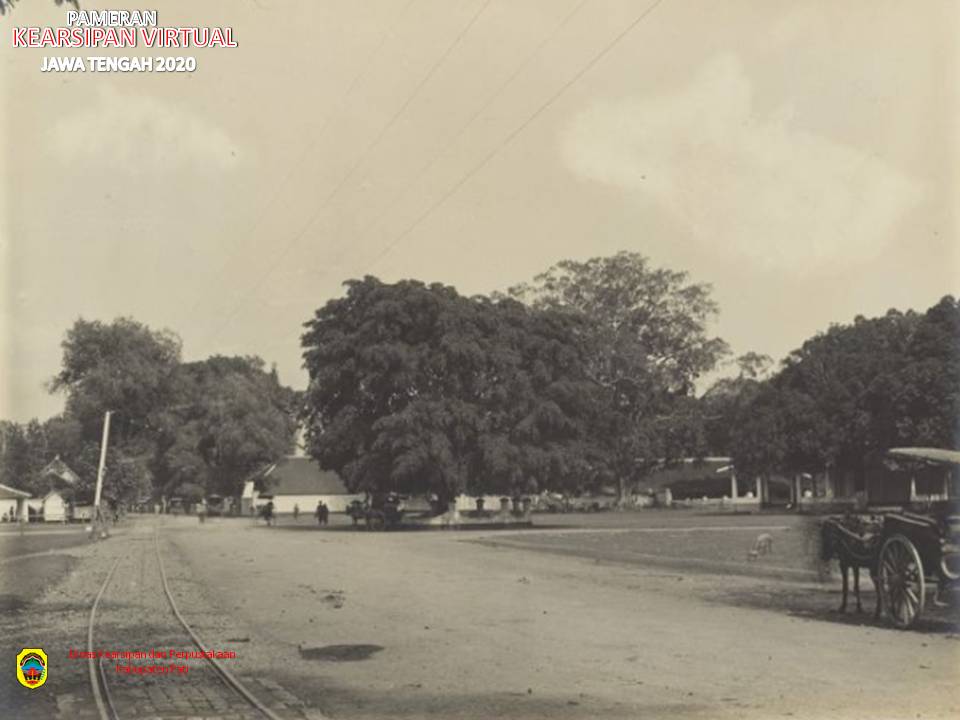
1, 0, 957, 422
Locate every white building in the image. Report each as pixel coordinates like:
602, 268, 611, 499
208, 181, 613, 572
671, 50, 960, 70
0, 483, 30, 522
27, 490, 69, 522
38, 456, 81, 522
252, 456, 363, 514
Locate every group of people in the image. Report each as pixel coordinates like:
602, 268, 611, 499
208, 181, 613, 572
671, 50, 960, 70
282, 500, 330, 525
313, 500, 329, 525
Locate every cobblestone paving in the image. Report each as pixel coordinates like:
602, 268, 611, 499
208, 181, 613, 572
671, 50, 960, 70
3, 520, 327, 720
99, 526, 325, 720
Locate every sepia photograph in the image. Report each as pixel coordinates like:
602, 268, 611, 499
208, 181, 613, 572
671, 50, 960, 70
1, 1, 958, 718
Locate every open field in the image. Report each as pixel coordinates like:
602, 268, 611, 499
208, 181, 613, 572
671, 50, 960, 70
266, 508, 827, 579
0, 523, 93, 559
0, 525, 92, 614
3, 513, 959, 719
173, 513, 959, 719
473, 511, 822, 581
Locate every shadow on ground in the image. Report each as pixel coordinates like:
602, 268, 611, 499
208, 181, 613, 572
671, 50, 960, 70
707, 582, 960, 635
298, 643, 384, 661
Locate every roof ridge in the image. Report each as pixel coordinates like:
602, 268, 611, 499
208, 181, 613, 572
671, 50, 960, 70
258, 458, 349, 496
0, 482, 31, 498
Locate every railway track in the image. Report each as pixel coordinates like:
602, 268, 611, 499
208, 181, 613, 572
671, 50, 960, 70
85, 527, 315, 720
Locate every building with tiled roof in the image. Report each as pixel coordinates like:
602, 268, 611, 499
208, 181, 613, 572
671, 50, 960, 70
242, 456, 363, 515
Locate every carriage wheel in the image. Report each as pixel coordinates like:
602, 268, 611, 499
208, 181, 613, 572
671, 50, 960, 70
878, 534, 925, 629
366, 511, 386, 532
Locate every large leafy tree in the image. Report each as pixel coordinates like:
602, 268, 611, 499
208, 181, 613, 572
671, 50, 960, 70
731, 296, 960, 482
0, 417, 80, 496
2, 316, 298, 505
700, 352, 773, 456
507, 252, 729, 500
43, 318, 298, 503
50, 317, 182, 446
892, 296, 960, 447
300, 277, 593, 508
0, 413, 150, 504
151, 356, 298, 498
0, 421, 34, 492
471, 297, 596, 497
42, 317, 182, 502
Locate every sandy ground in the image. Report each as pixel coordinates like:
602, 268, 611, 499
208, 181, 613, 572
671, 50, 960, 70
161, 515, 960, 720
1, 518, 323, 719
2, 514, 957, 719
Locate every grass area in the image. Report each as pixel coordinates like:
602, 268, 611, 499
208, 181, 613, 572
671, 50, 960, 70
0, 554, 78, 612
0, 526, 92, 559
475, 513, 826, 581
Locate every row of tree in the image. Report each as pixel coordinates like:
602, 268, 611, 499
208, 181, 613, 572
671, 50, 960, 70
723, 295, 959, 486
0, 318, 298, 505
301, 255, 958, 504
2, 252, 956, 507
301, 253, 729, 505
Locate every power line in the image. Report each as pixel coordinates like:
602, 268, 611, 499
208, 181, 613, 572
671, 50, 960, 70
358, 0, 667, 275
204, 0, 582, 344
334, 0, 590, 278
178, 0, 417, 324
204, 0, 493, 344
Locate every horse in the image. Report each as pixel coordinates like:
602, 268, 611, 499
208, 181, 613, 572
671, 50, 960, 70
820, 516, 882, 617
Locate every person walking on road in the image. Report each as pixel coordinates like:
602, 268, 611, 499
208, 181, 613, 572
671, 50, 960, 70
263, 500, 274, 527
293, 503, 300, 523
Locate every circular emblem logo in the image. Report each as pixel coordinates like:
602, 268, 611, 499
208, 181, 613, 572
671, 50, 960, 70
17, 648, 47, 689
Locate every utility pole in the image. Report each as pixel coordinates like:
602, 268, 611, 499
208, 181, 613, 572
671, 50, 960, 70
92, 410, 112, 539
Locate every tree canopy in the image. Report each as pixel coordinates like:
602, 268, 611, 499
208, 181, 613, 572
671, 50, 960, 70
730, 296, 960, 481
50, 316, 182, 446
2, 267, 954, 513
151, 356, 298, 498
301, 277, 595, 505
1, 318, 297, 505
508, 251, 729, 498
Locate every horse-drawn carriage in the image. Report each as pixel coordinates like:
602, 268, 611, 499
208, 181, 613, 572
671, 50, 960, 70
346, 493, 405, 531
821, 448, 960, 628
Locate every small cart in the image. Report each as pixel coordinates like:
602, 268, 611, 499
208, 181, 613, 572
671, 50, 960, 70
348, 493, 405, 531
871, 448, 960, 628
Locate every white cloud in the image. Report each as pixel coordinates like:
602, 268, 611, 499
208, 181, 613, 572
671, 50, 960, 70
49, 85, 240, 172
561, 54, 922, 270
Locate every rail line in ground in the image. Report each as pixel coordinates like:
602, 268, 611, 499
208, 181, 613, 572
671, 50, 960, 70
85, 526, 304, 720
87, 557, 120, 720
153, 530, 289, 720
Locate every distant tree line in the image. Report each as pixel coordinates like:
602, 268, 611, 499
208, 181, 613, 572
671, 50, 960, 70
2, 252, 956, 509
0, 318, 298, 506
300, 255, 958, 507
723, 295, 960, 487
301, 252, 728, 506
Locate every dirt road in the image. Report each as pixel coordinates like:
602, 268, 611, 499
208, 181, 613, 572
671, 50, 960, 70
165, 517, 960, 720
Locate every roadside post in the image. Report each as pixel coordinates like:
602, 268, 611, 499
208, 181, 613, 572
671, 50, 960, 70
92, 410, 112, 540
